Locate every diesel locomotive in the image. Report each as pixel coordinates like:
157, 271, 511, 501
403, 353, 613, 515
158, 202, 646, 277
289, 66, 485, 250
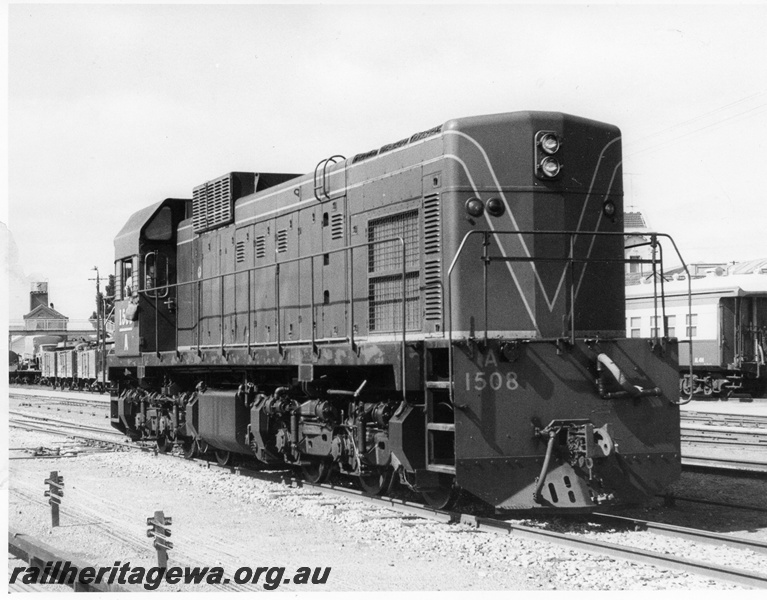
109, 111, 683, 511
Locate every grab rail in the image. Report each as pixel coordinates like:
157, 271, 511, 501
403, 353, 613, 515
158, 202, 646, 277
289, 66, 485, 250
313, 155, 346, 202
139, 236, 409, 403
446, 229, 694, 406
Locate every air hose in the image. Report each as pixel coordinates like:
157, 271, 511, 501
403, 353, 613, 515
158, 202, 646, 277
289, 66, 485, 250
533, 430, 556, 503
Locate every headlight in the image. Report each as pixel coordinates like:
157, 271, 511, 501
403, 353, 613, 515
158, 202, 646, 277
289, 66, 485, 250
465, 197, 484, 217
486, 197, 505, 217
538, 156, 561, 178
539, 132, 560, 154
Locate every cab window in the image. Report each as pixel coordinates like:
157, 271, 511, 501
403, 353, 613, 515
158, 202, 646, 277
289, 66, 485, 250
120, 259, 136, 299
144, 206, 173, 241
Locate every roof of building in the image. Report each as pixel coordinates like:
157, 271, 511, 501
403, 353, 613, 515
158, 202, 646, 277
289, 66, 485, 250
624, 211, 648, 230
626, 257, 767, 295
23, 304, 68, 321
729, 257, 767, 275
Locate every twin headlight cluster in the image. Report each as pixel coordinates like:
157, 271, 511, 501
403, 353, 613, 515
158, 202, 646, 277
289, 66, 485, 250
465, 196, 505, 218
535, 131, 562, 179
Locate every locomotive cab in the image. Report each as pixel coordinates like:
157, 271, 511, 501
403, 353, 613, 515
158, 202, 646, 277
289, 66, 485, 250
113, 198, 190, 358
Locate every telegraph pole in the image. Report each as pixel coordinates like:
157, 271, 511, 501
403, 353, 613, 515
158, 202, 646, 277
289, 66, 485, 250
90, 267, 105, 388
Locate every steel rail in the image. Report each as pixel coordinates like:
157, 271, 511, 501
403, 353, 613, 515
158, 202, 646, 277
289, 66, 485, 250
681, 423, 767, 437
459, 514, 767, 589
8, 417, 139, 450
659, 494, 767, 514
10, 389, 111, 405
591, 513, 767, 555
682, 412, 767, 428
9, 410, 119, 436
189, 457, 767, 589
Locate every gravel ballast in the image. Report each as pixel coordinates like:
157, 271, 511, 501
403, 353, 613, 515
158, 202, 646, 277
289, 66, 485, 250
7, 424, 766, 592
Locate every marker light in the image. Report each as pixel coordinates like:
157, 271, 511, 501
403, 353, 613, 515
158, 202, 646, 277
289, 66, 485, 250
603, 201, 616, 217
486, 197, 505, 217
466, 197, 484, 217
539, 157, 561, 178
539, 133, 560, 154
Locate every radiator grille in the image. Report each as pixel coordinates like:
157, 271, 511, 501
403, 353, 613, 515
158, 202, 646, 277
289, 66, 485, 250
367, 209, 421, 332
369, 273, 421, 332
367, 210, 419, 274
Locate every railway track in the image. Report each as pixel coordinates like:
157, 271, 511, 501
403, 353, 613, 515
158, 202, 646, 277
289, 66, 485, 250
8, 410, 135, 450
10, 389, 110, 406
196, 458, 767, 588
682, 411, 767, 429
680, 411, 766, 473
10, 389, 767, 589
681, 423, 766, 447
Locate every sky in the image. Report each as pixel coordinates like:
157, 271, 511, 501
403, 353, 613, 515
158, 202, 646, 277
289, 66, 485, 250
4, 2, 767, 320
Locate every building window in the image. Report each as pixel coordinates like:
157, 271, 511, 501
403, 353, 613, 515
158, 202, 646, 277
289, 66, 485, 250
630, 316, 641, 338
686, 314, 698, 337
666, 315, 676, 337
628, 255, 641, 274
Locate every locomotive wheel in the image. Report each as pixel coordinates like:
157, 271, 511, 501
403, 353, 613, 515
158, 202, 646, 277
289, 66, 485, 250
155, 435, 171, 454
358, 467, 393, 496
301, 459, 332, 484
215, 450, 232, 467
182, 438, 198, 460
421, 476, 459, 510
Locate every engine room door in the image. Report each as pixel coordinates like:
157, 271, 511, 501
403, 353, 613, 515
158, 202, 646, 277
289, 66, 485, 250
275, 214, 300, 344
321, 200, 347, 339
299, 206, 322, 343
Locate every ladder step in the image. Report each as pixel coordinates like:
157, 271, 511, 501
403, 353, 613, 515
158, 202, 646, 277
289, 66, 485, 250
425, 381, 451, 389
426, 423, 455, 432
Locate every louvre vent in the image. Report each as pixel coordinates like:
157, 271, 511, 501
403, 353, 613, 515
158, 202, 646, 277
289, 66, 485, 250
423, 194, 442, 321
255, 235, 266, 259
331, 213, 344, 240
423, 194, 440, 254
424, 259, 442, 321
192, 172, 256, 234
235, 240, 246, 264
276, 230, 288, 254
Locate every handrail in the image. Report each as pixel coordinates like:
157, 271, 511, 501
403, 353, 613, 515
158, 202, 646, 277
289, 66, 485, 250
313, 155, 346, 202
138, 236, 409, 402
445, 229, 693, 406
